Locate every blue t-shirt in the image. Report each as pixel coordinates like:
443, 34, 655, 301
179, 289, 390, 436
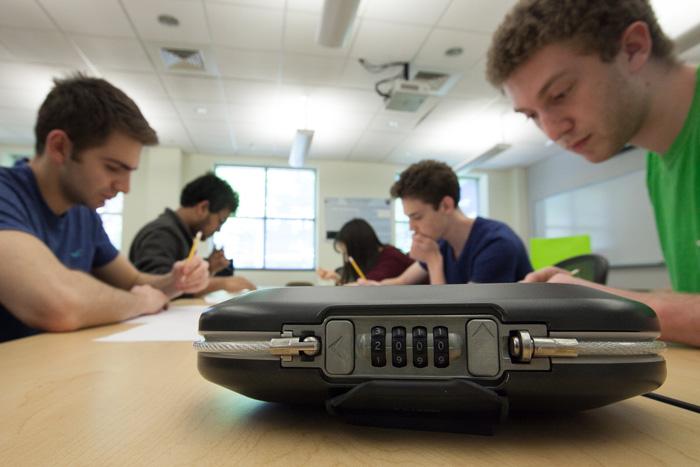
421, 217, 533, 284
0, 163, 118, 342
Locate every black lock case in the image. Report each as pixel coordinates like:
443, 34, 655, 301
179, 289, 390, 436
195, 284, 665, 433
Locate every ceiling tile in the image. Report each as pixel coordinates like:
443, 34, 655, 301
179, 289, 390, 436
349, 130, 407, 161
209, 0, 285, 9
350, 19, 431, 62
284, 11, 354, 57
0, 62, 73, 92
281, 53, 346, 85
307, 86, 381, 114
309, 128, 362, 159
360, 0, 451, 26
101, 71, 169, 102
122, 0, 210, 44
161, 75, 225, 102
448, 59, 498, 99
150, 116, 193, 149
0, 88, 44, 111
0, 0, 55, 29
438, 0, 517, 33
214, 47, 279, 81
414, 28, 490, 70
337, 58, 400, 91
174, 100, 228, 120
207, 3, 283, 51
286, 0, 324, 13
71, 35, 152, 72
136, 99, 179, 120
39, 0, 134, 37
223, 80, 289, 105
0, 28, 86, 66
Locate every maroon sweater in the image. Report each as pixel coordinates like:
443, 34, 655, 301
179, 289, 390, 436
365, 245, 415, 281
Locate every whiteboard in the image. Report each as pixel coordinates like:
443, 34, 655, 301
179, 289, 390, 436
534, 170, 664, 266
324, 197, 392, 244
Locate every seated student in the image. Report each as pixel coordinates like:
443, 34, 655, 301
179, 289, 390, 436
0, 74, 209, 343
360, 160, 532, 285
485, 0, 700, 346
129, 173, 256, 294
317, 218, 415, 284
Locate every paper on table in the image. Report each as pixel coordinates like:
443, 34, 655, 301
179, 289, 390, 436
95, 305, 207, 342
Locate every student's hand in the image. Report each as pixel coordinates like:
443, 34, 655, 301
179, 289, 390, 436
172, 257, 210, 293
355, 278, 381, 286
207, 249, 229, 276
224, 276, 257, 292
131, 284, 169, 315
316, 268, 340, 282
409, 233, 441, 264
521, 266, 576, 283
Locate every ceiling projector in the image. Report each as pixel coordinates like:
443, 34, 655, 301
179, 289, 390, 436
384, 79, 433, 112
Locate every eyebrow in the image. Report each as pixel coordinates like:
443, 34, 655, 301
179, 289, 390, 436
514, 70, 570, 114
104, 157, 137, 171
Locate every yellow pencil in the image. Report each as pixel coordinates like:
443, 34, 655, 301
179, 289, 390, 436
187, 231, 202, 261
348, 256, 366, 280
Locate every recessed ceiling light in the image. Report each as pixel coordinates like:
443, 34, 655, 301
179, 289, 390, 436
195, 106, 208, 115
387, 120, 399, 128
445, 47, 463, 57
158, 14, 179, 27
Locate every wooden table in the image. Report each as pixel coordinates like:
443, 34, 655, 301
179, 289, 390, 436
1, 305, 698, 466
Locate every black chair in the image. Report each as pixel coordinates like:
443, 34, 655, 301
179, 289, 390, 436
554, 254, 610, 285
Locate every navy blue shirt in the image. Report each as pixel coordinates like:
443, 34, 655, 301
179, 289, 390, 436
0, 163, 118, 342
421, 217, 532, 284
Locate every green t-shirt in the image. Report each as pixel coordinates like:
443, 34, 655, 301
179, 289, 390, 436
646, 67, 700, 293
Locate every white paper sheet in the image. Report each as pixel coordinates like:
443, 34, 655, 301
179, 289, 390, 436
95, 305, 206, 342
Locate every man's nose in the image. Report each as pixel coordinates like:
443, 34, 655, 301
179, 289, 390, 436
539, 112, 574, 145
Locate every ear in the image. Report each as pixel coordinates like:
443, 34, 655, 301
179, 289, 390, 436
439, 195, 455, 213
44, 129, 72, 165
196, 200, 210, 216
619, 21, 653, 73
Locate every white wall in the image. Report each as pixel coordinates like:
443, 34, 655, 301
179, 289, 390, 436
122, 146, 182, 254
526, 147, 671, 290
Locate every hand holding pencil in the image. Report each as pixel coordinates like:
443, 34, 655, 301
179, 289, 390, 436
171, 231, 209, 295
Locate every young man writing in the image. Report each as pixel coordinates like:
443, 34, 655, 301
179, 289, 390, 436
0, 74, 209, 342
129, 173, 256, 294
360, 159, 532, 285
487, 0, 699, 345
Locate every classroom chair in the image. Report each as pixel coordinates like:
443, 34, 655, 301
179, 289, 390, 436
555, 254, 610, 285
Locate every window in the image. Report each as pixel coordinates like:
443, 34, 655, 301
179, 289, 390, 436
214, 165, 316, 270
393, 176, 481, 253
97, 192, 124, 250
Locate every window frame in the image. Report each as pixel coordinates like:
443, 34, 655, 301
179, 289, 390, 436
214, 163, 318, 271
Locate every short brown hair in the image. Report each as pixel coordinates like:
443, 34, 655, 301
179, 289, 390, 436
390, 160, 459, 209
34, 73, 158, 155
486, 0, 675, 87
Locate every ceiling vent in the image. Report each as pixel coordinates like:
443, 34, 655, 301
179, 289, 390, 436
411, 70, 461, 96
159, 47, 206, 72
